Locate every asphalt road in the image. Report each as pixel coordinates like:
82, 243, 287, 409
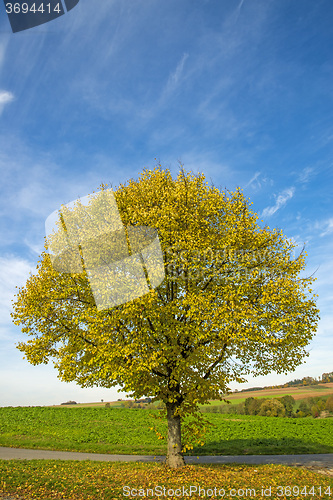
1, 447, 333, 467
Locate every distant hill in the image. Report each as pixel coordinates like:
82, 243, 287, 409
235, 371, 333, 393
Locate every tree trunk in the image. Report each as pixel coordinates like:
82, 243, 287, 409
165, 402, 186, 468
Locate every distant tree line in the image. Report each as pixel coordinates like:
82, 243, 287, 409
201, 395, 333, 418
117, 398, 158, 410
239, 371, 333, 393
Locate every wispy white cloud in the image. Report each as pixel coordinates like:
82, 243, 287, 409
245, 172, 274, 192
306, 217, 333, 238
245, 171, 261, 188
167, 53, 189, 91
234, 0, 246, 23
160, 53, 189, 101
297, 166, 315, 184
0, 255, 35, 331
262, 187, 295, 218
0, 90, 14, 104
23, 238, 45, 257
0, 137, 134, 265
319, 218, 333, 237
0, 90, 14, 115
237, 0, 246, 12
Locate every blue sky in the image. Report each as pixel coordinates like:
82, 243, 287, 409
0, 0, 333, 406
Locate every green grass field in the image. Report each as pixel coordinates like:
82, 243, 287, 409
1, 406, 333, 500
1, 406, 333, 456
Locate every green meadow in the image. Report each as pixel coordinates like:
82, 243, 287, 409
1, 406, 333, 456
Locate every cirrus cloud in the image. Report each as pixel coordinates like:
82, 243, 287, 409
0, 90, 14, 115
262, 187, 295, 218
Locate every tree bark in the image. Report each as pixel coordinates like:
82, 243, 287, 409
165, 402, 186, 468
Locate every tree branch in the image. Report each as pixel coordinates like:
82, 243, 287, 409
203, 342, 228, 380
41, 314, 98, 348
152, 367, 168, 378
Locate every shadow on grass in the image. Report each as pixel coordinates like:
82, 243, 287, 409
185, 437, 333, 456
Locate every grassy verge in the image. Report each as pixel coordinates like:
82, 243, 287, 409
1, 407, 333, 456
1, 460, 333, 500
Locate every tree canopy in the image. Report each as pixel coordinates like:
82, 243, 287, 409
11, 165, 320, 467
